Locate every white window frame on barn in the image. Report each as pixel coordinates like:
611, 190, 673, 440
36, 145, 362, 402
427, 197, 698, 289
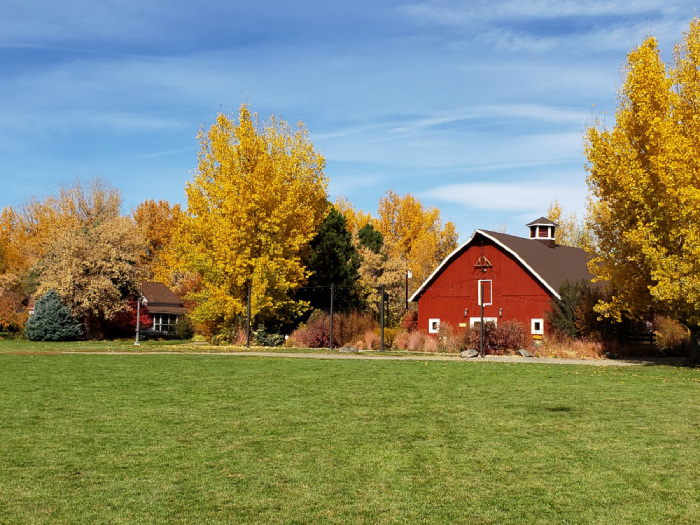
470, 317, 498, 327
428, 318, 440, 334
477, 280, 492, 306
531, 318, 544, 335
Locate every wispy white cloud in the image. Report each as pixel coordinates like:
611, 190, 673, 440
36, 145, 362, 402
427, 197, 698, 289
131, 148, 194, 159
389, 104, 586, 133
402, 0, 675, 25
422, 181, 586, 213
479, 19, 688, 53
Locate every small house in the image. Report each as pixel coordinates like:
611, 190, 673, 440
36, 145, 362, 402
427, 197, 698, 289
141, 282, 188, 333
409, 218, 594, 337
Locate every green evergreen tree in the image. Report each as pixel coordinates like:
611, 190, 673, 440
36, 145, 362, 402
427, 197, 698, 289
300, 206, 361, 311
358, 223, 383, 253
25, 289, 83, 341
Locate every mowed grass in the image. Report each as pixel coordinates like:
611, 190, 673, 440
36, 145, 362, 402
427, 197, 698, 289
1, 353, 699, 524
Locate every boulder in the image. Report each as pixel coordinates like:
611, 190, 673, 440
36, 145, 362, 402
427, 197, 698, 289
461, 349, 479, 358
339, 346, 359, 354
517, 349, 534, 358
603, 351, 619, 360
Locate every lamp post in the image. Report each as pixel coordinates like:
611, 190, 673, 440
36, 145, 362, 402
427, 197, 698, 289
380, 285, 385, 352
405, 269, 412, 311
329, 283, 334, 351
246, 283, 252, 348
479, 282, 485, 358
134, 295, 145, 346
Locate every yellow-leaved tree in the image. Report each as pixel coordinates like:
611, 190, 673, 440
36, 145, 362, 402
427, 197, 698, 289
0, 178, 124, 296
334, 196, 374, 235
132, 199, 182, 278
376, 190, 458, 290
0, 207, 25, 281
34, 217, 145, 334
0, 178, 146, 337
547, 199, 595, 250
585, 20, 700, 358
177, 105, 328, 329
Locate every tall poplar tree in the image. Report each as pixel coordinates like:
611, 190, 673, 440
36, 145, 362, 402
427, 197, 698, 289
585, 20, 700, 359
178, 105, 328, 327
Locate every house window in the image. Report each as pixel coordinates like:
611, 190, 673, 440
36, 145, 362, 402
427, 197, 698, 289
428, 318, 440, 334
154, 314, 177, 332
531, 318, 544, 335
478, 280, 492, 306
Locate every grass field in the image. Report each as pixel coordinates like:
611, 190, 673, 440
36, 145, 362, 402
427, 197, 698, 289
1, 351, 699, 524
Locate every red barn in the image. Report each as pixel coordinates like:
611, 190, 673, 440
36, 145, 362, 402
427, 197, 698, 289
409, 218, 593, 337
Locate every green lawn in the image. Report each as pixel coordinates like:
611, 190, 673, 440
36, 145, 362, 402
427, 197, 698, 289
1, 352, 699, 524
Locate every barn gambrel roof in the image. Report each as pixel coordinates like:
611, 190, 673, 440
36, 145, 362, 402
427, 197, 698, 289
409, 229, 594, 302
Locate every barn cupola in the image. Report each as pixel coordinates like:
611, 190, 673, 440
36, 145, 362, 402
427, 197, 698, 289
526, 217, 558, 248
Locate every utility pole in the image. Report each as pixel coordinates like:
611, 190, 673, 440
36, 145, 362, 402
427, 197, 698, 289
380, 284, 385, 352
246, 283, 252, 348
329, 283, 334, 351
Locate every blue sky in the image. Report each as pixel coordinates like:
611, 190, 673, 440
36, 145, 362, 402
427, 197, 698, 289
1, 1, 696, 239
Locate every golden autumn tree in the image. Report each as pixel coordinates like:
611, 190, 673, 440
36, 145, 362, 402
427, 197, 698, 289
132, 199, 182, 277
547, 199, 595, 250
334, 196, 374, 235
376, 190, 458, 290
0, 178, 124, 297
0, 207, 26, 280
34, 217, 145, 336
356, 242, 409, 320
20, 178, 122, 259
585, 21, 700, 357
177, 105, 328, 329
0, 178, 146, 336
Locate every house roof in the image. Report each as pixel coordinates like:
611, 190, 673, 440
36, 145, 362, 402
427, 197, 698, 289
526, 217, 559, 227
409, 229, 595, 302
148, 305, 189, 315
141, 282, 185, 314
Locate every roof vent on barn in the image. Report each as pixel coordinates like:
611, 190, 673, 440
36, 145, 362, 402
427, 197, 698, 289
526, 217, 558, 248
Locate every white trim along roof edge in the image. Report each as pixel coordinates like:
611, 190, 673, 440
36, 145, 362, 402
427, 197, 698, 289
408, 229, 562, 302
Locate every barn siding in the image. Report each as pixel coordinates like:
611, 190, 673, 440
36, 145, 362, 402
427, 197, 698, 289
417, 236, 553, 333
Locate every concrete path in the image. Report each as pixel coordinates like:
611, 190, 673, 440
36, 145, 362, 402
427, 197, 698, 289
60, 350, 686, 367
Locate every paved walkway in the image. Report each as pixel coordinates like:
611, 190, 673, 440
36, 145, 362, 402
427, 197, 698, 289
61, 350, 686, 367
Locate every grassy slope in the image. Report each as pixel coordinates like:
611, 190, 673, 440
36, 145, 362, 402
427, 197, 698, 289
0, 354, 699, 524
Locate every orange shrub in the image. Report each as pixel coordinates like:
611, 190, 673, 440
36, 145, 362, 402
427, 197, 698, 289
533, 335, 604, 359
0, 296, 27, 333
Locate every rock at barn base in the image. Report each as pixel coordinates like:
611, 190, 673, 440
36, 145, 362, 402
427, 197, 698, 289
517, 349, 534, 358
461, 349, 479, 358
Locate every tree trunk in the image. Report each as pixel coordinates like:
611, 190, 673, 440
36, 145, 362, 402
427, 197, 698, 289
690, 326, 700, 365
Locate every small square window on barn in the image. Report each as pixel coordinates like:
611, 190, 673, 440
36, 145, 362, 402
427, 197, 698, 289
531, 318, 544, 335
429, 318, 440, 334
